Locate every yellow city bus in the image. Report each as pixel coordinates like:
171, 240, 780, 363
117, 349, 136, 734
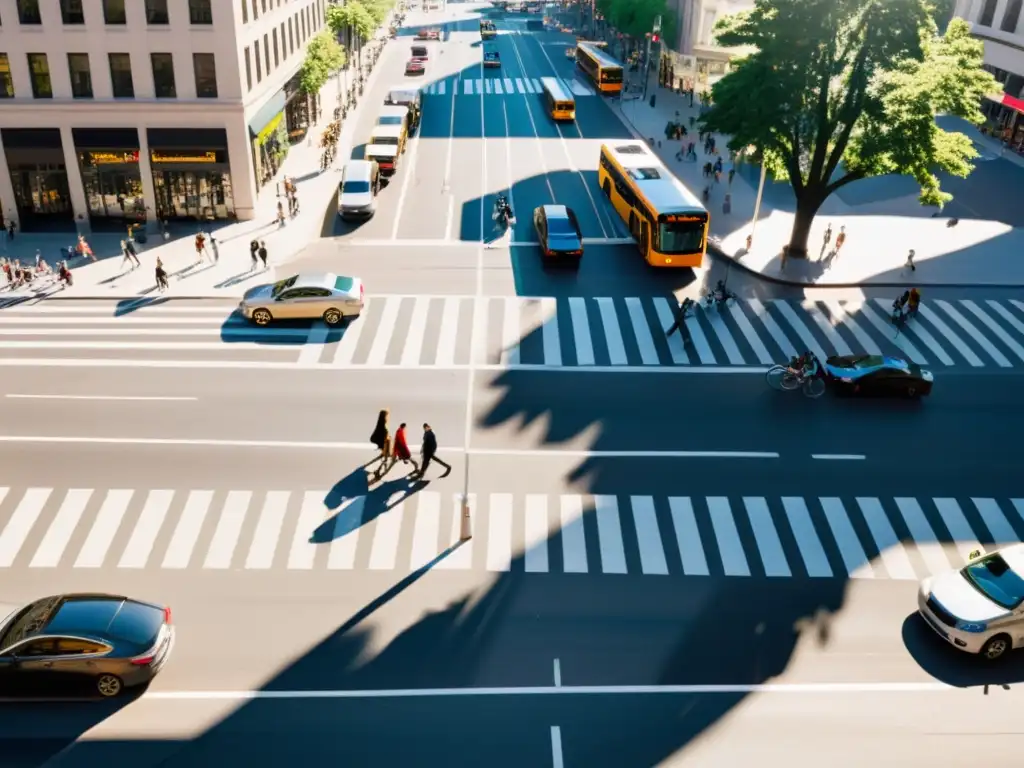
540, 77, 575, 121
575, 42, 622, 94
597, 141, 709, 268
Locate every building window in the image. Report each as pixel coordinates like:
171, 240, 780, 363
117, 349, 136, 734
17, 0, 42, 24
27, 53, 52, 98
1001, 0, 1023, 32
109, 53, 134, 97
189, 0, 212, 25
301, 11, 306, 41
145, 0, 169, 24
60, 0, 85, 24
244, 47, 252, 91
273, 29, 280, 68
263, 33, 270, 73
261, 0, 267, 12
288, 18, 295, 55
68, 53, 93, 98
103, 0, 127, 24
193, 53, 217, 97
254, 40, 262, 82
979, 0, 998, 26
280, 23, 287, 57
151, 53, 176, 98
0, 54, 14, 98
241, 0, 248, 24
252, 0, 258, 20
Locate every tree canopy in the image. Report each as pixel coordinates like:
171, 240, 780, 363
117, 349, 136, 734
596, 0, 676, 45
300, 29, 346, 95
698, 0, 998, 256
328, 1, 378, 42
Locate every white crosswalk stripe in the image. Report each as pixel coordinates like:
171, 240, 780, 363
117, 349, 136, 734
5, 296, 1024, 372
0, 486, 1019, 578
422, 76, 593, 96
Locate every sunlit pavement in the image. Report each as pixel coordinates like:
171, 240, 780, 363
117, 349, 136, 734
1, 2, 1023, 767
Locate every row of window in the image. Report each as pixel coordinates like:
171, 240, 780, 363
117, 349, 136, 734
242, 2, 325, 92
0, 51, 217, 100
242, 0, 323, 25
7, 0, 213, 26
977, 0, 1023, 34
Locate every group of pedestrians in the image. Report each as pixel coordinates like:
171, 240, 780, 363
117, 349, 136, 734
368, 409, 451, 483
249, 240, 269, 271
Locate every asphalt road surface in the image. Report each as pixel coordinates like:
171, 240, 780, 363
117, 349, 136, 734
1, 3, 1022, 767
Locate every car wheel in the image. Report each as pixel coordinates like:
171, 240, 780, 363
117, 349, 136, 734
981, 634, 1012, 660
323, 308, 344, 326
252, 308, 273, 326
96, 674, 123, 698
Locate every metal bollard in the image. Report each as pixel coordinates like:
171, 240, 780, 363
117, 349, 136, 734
459, 496, 472, 541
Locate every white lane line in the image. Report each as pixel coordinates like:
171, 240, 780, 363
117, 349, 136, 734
74, 490, 132, 568
567, 297, 595, 365
728, 302, 772, 364
5, 394, 198, 402
203, 490, 251, 569
551, 726, 564, 768
485, 493, 513, 572
391, 124, 422, 239
553, 658, 562, 687
246, 491, 291, 570
369, 496, 406, 571
0, 436, 781, 458
630, 495, 668, 575
162, 490, 214, 569
434, 297, 461, 366
962, 301, 1024, 362
932, 498, 981, 568
653, 298, 689, 364
409, 491, 441, 571
856, 497, 916, 580
288, 492, 326, 570
524, 494, 550, 573
933, 300, 1009, 367
819, 497, 874, 579
811, 454, 866, 460
135, 681, 971, 700
893, 497, 951, 577
746, 299, 796, 358
29, 489, 92, 568
560, 494, 588, 573
401, 297, 431, 366
822, 300, 881, 355
596, 298, 627, 365
703, 306, 745, 364
971, 498, 1019, 547
298, 323, 329, 366
625, 298, 659, 365
366, 297, 401, 366
541, 297, 561, 366
780, 497, 832, 577
743, 496, 790, 577
501, 298, 521, 366
331, 312, 368, 367
669, 497, 708, 575
771, 301, 827, 362
858, 300, 928, 363
707, 497, 750, 576
327, 496, 365, 570
802, 301, 852, 356
595, 495, 627, 574
118, 490, 174, 569
685, 310, 715, 363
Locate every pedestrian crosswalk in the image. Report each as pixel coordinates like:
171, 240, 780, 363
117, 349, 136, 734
4, 296, 1024, 371
420, 75, 595, 97
1, 485, 1020, 578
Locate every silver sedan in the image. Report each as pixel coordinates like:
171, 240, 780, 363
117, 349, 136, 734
239, 272, 365, 327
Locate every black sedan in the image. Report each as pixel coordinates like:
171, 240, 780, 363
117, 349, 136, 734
0, 593, 174, 697
824, 354, 934, 398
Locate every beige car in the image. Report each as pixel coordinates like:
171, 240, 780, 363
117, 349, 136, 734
239, 272, 365, 327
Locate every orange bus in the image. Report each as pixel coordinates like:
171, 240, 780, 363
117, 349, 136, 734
575, 42, 622, 94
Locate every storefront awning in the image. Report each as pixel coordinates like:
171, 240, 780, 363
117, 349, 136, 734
248, 91, 288, 140
986, 91, 1024, 113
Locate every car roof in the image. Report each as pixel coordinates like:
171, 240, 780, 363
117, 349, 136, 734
371, 124, 403, 138
379, 105, 408, 116
291, 273, 336, 290
342, 159, 374, 178
542, 204, 570, 219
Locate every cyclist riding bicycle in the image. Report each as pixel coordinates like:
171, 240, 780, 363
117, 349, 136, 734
787, 351, 819, 379
907, 287, 921, 315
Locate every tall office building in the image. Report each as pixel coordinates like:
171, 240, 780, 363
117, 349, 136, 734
0, 0, 329, 232
954, 0, 1024, 146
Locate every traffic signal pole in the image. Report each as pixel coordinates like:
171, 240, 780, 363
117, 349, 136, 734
641, 15, 661, 102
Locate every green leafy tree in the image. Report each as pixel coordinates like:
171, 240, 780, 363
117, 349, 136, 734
328, 1, 376, 65
699, 0, 998, 257
596, 0, 676, 45
300, 29, 347, 95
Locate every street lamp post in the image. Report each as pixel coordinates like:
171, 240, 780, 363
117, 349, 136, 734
642, 16, 661, 102
749, 152, 767, 246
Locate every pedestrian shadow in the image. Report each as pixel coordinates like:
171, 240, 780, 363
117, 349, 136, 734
114, 296, 169, 316
311, 468, 430, 544
173, 262, 218, 281
215, 268, 268, 289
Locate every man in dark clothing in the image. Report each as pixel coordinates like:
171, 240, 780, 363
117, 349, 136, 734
414, 423, 451, 480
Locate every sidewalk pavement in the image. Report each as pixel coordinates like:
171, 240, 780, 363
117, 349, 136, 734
0, 21, 399, 301
611, 72, 1024, 288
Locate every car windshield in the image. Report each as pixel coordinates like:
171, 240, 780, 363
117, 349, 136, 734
270, 276, 297, 297
547, 216, 575, 235
371, 136, 399, 146
962, 554, 1024, 610
343, 181, 370, 194
0, 596, 61, 651
378, 116, 403, 125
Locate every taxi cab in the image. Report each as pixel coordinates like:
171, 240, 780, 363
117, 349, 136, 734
919, 543, 1024, 660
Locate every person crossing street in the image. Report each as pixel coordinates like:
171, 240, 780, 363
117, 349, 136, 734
411, 423, 451, 480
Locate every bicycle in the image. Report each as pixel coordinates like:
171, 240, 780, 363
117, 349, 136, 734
765, 365, 826, 398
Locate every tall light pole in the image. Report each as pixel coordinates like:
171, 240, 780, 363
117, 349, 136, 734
642, 15, 661, 101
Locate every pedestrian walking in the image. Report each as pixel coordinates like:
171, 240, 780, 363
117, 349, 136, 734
904, 248, 916, 272
368, 409, 391, 481
209, 236, 220, 263
120, 240, 137, 270
413, 423, 451, 480
155, 256, 169, 292
833, 225, 846, 257
258, 241, 268, 269
7, 220, 15, 241
391, 423, 419, 476
124, 236, 140, 265
728, 168, 735, 185
821, 223, 833, 255
194, 231, 207, 264
249, 239, 260, 271
276, 200, 286, 227
77, 235, 96, 262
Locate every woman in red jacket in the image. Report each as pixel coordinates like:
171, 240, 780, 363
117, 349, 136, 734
392, 422, 419, 477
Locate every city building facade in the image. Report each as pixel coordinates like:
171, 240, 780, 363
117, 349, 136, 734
659, 0, 752, 91
0, 0, 329, 232
954, 0, 1024, 149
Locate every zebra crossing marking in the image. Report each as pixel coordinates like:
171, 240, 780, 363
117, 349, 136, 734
2, 486, 1023, 578
424, 76, 550, 96
7, 295, 1024, 372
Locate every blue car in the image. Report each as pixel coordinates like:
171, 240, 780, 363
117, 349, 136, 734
824, 354, 933, 398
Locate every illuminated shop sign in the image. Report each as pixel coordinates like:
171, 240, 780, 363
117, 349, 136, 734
83, 151, 140, 165
663, 214, 705, 223
150, 151, 217, 164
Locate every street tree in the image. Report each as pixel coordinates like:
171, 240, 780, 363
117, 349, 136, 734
596, 0, 676, 48
300, 29, 347, 97
327, 1, 377, 65
699, 0, 998, 257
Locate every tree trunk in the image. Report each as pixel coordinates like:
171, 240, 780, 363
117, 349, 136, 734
786, 191, 824, 259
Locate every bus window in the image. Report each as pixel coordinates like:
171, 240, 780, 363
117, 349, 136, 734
600, 69, 623, 84
658, 216, 706, 254
555, 101, 574, 112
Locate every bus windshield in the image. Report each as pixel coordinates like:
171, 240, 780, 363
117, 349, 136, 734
600, 68, 623, 83
555, 101, 574, 111
659, 218, 705, 254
